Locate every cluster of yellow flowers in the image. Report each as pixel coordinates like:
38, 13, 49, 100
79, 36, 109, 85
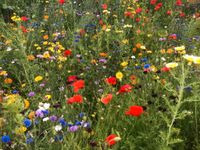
183, 54, 200, 64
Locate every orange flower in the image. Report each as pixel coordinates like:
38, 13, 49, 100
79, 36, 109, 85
4, 78, 13, 84
43, 35, 49, 40
27, 55, 35, 61
28, 111, 35, 120
167, 49, 173, 54
136, 43, 141, 49
99, 52, 108, 57
132, 47, 137, 53
101, 94, 113, 105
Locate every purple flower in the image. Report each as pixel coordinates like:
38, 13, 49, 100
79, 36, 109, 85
35, 109, 44, 118
50, 115, 58, 122
99, 59, 107, 63
39, 83, 45, 87
28, 92, 35, 97
68, 125, 79, 132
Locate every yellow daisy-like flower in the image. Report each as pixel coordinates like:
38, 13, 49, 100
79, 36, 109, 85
43, 51, 50, 58
34, 76, 43, 82
116, 71, 123, 81
121, 61, 128, 67
183, 54, 200, 64
24, 99, 30, 109
165, 62, 178, 68
175, 46, 185, 51
15, 126, 27, 134
44, 95, 51, 100
0, 71, 7, 76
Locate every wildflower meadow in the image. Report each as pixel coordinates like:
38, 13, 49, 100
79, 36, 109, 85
0, 0, 200, 149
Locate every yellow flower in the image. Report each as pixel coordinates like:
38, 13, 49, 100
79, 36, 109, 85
175, 46, 185, 51
34, 76, 43, 82
116, 71, 123, 81
121, 61, 128, 67
45, 95, 51, 100
183, 54, 194, 62
15, 126, 27, 134
43, 51, 50, 58
166, 62, 178, 68
0, 71, 7, 76
24, 99, 30, 109
194, 57, 200, 64
183, 54, 200, 64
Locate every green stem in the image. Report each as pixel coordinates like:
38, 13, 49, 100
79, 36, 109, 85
166, 63, 186, 146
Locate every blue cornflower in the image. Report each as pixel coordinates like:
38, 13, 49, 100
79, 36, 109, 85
75, 121, 82, 126
58, 118, 67, 127
1, 135, 10, 143
23, 118, 32, 128
144, 64, 150, 69
79, 112, 84, 118
141, 58, 148, 62
26, 138, 33, 144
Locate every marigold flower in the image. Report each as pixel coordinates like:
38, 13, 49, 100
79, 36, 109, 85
27, 55, 35, 61
28, 111, 35, 120
4, 78, 12, 84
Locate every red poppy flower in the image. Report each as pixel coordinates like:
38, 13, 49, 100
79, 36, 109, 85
176, 0, 182, 6
124, 11, 133, 17
161, 66, 170, 72
72, 80, 85, 93
154, 2, 162, 11
150, 0, 157, 5
101, 4, 108, 10
135, 8, 142, 14
105, 134, 120, 146
99, 19, 104, 25
21, 16, 29, 21
166, 10, 172, 16
20, 26, 28, 33
67, 75, 77, 83
135, 18, 141, 22
80, 29, 86, 36
67, 95, 83, 104
117, 84, 132, 94
180, 12, 185, 17
105, 77, 117, 85
58, 0, 65, 5
101, 94, 113, 105
63, 50, 72, 57
125, 105, 144, 117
